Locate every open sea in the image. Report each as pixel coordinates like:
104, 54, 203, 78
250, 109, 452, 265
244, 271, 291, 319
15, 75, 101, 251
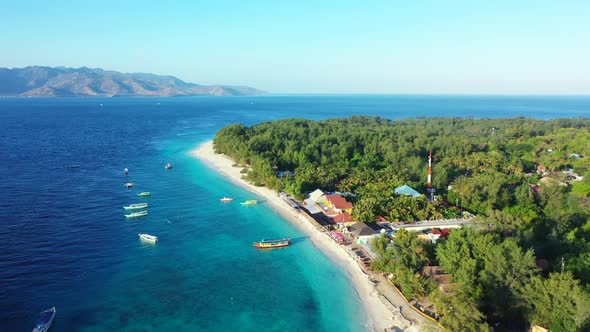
1, 95, 589, 331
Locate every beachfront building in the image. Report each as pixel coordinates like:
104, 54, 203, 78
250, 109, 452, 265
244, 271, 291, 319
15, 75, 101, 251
303, 189, 328, 215
309, 189, 327, 203
421, 266, 456, 294
325, 194, 353, 214
394, 184, 422, 198
303, 198, 323, 215
346, 222, 383, 244
332, 212, 355, 226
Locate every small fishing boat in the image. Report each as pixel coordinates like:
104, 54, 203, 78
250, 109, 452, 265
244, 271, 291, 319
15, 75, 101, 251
123, 203, 148, 210
124, 168, 129, 175
125, 210, 148, 218
125, 182, 134, 188
32, 307, 56, 332
220, 197, 234, 202
165, 163, 173, 170
137, 192, 151, 197
253, 238, 291, 249
240, 200, 257, 205
139, 233, 158, 243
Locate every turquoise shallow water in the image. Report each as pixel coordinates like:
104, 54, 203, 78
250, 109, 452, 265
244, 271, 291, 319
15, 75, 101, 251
1, 95, 589, 331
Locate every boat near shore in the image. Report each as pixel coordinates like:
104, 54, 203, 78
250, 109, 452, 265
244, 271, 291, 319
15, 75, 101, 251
253, 238, 291, 249
125, 210, 148, 218
139, 233, 158, 243
32, 307, 56, 332
240, 200, 257, 205
123, 203, 148, 210
137, 192, 151, 197
220, 197, 234, 202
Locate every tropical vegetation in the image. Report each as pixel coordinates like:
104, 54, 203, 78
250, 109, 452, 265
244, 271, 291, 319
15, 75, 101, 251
213, 116, 590, 330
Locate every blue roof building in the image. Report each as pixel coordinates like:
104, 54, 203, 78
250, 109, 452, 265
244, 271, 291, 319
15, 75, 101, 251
277, 170, 295, 178
394, 185, 422, 198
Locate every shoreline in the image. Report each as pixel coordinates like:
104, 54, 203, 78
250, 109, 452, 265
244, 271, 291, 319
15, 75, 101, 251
191, 140, 421, 332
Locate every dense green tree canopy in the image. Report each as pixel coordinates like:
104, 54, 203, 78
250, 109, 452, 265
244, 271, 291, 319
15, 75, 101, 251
214, 116, 590, 330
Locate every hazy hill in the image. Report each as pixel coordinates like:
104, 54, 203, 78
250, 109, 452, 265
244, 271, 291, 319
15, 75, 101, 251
0, 66, 266, 97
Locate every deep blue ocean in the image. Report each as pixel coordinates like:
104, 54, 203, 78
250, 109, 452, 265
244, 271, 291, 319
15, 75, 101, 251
1, 95, 589, 331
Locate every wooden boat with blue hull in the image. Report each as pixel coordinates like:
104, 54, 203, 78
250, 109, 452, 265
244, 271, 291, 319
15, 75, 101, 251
32, 307, 56, 332
123, 203, 148, 210
253, 238, 291, 249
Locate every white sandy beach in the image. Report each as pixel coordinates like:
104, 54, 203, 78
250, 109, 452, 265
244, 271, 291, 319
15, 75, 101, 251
191, 140, 422, 332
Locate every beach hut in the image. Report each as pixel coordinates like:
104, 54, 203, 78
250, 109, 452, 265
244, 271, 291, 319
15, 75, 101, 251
394, 185, 422, 198
309, 189, 327, 203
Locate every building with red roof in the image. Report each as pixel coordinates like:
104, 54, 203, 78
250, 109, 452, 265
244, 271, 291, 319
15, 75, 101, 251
332, 212, 355, 225
537, 164, 548, 174
326, 194, 353, 214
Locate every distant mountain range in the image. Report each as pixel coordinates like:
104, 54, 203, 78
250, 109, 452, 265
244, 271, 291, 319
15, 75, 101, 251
0, 66, 266, 97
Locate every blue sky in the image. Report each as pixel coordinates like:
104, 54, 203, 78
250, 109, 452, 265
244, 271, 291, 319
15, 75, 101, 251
1, 1, 589, 94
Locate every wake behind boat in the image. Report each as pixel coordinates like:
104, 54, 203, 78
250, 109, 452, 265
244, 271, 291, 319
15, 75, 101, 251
32, 307, 56, 332
125, 210, 148, 218
253, 238, 291, 249
123, 203, 148, 210
139, 233, 158, 243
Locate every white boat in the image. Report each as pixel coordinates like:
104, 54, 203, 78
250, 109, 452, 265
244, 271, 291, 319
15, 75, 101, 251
220, 197, 234, 202
32, 307, 56, 332
165, 163, 173, 170
139, 233, 158, 242
123, 203, 148, 210
125, 182, 134, 188
125, 210, 148, 218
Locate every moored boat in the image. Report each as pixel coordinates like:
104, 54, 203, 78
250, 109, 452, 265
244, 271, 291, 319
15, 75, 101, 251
137, 192, 151, 197
139, 233, 158, 242
240, 200, 257, 205
32, 307, 56, 332
165, 163, 173, 170
220, 197, 234, 202
253, 238, 291, 249
123, 203, 148, 210
125, 182, 134, 188
125, 210, 148, 218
